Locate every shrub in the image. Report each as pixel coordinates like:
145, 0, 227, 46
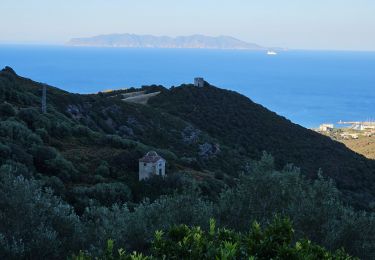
73, 217, 355, 259
0, 119, 42, 147
72, 182, 132, 208
51, 122, 72, 138
43, 176, 66, 196
0, 102, 16, 117
35, 128, 50, 143
30, 145, 58, 162
0, 142, 11, 159
94, 161, 110, 177
216, 154, 375, 259
30, 145, 78, 181
45, 155, 78, 181
0, 172, 83, 259
0, 160, 31, 178
33, 115, 52, 131
80, 189, 213, 254
101, 135, 136, 149
73, 125, 93, 137
6, 143, 34, 167
18, 107, 40, 128
152, 217, 355, 259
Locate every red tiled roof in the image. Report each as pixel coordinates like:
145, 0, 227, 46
139, 151, 165, 163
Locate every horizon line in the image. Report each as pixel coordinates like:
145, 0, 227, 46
0, 42, 375, 52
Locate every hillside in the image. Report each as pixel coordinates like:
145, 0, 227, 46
322, 129, 375, 160
67, 33, 265, 50
0, 67, 374, 211
1, 67, 375, 259
0, 67, 240, 211
341, 136, 375, 160
149, 84, 375, 208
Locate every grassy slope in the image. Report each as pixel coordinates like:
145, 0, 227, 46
341, 136, 375, 160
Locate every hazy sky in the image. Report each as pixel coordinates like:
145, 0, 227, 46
1, 0, 374, 50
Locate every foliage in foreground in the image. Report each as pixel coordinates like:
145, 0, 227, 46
73, 218, 355, 260
1, 154, 375, 259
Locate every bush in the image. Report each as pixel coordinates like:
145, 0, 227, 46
33, 115, 52, 132
152, 217, 355, 260
35, 128, 50, 143
18, 107, 40, 128
30, 145, 58, 162
30, 145, 78, 181
0, 119, 42, 147
72, 182, 132, 208
73, 125, 93, 137
94, 161, 110, 177
0, 142, 11, 159
0, 102, 16, 117
0, 160, 31, 178
80, 189, 213, 255
43, 176, 66, 196
0, 172, 83, 259
101, 135, 137, 149
51, 122, 72, 138
45, 155, 78, 181
6, 143, 34, 167
216, 154, 375, 259
73, 217, 355, 259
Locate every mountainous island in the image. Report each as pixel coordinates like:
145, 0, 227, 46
67, 33, 266, 50
0, 67, 374, 259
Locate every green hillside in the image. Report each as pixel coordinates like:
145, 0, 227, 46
2, 66, 374, 208
149, 84, 375, 208
0, 67, 237, 210
0, 67, 374, 259
1, 67, 375, 208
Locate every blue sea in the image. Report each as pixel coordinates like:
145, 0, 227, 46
0, 44, 374, 128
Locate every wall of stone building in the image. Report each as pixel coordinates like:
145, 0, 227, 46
139, 162, 154, 180
194, 78, 204, 87
139, 159, 166, 180
155, 159, 166, 177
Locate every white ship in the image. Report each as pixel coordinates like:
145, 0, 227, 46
267, 50, 277, 55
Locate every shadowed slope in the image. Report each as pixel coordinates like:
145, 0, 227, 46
149, 84, 375, 208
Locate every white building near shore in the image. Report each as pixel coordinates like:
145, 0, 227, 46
319, 124, 334, 132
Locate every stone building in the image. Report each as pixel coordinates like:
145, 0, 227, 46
139, 151, 166, 180
194, 77, 205, 87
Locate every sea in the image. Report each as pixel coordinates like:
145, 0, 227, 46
0, 44, 374, 128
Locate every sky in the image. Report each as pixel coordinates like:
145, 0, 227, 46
0, 0, 375, 50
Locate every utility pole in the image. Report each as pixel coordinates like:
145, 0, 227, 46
41, 84, 47, 113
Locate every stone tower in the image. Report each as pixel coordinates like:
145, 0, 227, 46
194, 77, 205, 87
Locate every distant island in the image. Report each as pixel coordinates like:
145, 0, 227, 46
67, 33, 266, 50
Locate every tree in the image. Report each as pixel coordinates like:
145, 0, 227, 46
0, 102, 16, 117
0, 119, 42, 147
73, 217, 355, 260
0, 172, 82, 259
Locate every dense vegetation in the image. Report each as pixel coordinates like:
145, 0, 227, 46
74, 218, 355, 259
2, 155, 374, 259
149, 84, 375, 209
0, 67, 374, 259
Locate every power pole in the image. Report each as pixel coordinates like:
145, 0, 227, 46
41, 84, 47, 113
